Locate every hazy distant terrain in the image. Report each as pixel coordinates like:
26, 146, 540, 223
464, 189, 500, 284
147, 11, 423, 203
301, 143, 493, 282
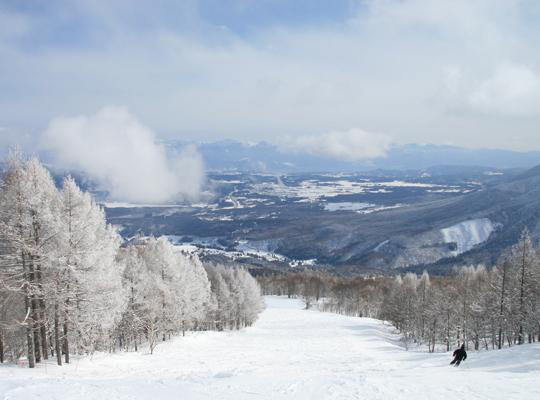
171, 140, 540, 172
5, 139, 539, 273
103, 162, 540, 273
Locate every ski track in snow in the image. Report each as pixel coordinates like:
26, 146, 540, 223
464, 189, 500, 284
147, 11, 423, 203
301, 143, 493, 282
1, 296, 539, 400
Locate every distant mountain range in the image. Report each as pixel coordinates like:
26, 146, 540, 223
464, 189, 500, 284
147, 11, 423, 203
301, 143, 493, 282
3, 139, 539, 175
4, 138, 540, 273
100, 160, 540, 274
164, 140, 540, 173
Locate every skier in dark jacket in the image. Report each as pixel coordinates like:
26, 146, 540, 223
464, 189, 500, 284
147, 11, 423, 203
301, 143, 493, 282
450, 344, 467, 366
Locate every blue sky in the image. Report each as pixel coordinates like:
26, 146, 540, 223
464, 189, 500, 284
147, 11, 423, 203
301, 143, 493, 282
2, 0, 540, 153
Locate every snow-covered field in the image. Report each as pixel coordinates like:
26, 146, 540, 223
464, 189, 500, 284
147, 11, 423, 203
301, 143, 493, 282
1, 297, 538, 400
170, 237, 316, 267
252, 179, 464, 202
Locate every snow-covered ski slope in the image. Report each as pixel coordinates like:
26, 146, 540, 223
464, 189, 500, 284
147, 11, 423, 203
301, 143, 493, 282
1, 297, 539, 400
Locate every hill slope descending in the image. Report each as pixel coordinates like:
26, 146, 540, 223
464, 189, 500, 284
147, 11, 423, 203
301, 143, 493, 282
103, 164, 540, 272
1, 297, 538, 399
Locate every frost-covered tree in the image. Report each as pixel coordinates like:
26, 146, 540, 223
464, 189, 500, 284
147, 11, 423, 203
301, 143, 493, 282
1, 155, 264, 366
417, 271, 431, 339
117, 244, 146, 351
205, 264, 263, 330
174, 254, 211, 334
205, 265, 233, 331
234, 268, 264, 327
0, 154, 60, 367
118, 237, 213, 353
51, 176, 125, 363
491, 255, 514, 349
507, 230, 539, 344
1, 157, 126, 366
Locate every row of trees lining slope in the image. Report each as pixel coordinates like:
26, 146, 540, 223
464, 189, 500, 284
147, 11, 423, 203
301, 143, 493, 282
0, 154, 264, 367
258, 232, 540, 352
380, 230, 540, 351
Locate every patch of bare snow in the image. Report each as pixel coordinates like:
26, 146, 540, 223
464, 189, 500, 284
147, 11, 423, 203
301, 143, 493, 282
441, 218, 497, 255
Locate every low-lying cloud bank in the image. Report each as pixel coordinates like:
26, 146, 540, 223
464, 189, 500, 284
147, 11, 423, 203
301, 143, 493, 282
281, 129, 392, 162
41, 106, 204, 204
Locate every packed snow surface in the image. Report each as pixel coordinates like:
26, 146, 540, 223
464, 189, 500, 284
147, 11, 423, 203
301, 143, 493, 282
1, 297, 538, 400
441, 218, 496, 255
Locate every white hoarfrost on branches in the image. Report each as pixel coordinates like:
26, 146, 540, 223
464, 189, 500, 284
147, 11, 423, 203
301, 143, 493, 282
0, 154, 264, 366
56, 176, 126, 358
205, 264, 264, 331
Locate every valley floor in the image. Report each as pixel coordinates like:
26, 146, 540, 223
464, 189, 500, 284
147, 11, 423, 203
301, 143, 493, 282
1, 296, 539, 400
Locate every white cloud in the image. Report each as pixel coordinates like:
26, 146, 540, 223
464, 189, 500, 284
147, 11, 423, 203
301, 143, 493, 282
442, 65, 463, 95
467, 63, 540, 116
41, 106, 204, 203
3, 1, 540, 151
281, 129, 392, 161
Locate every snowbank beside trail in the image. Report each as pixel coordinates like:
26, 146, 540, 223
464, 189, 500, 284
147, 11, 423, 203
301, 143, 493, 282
1, 296, 538, 400
441, 218, 496, 255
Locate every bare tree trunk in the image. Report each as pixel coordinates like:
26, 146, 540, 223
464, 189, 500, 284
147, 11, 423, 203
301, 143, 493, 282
27, 259, 42, 364
497, 262, 508, 349
54, 302, 62, 366
33, 311, 41, 363
148, 321, 158, 355
22, 251, 36, 368
518, 238, 528, 345
63, 280, 70, 364
36, 264, 48, 360
29, 210, 49, 361
49, 332, 55, 357
0, 329, 4, 363
39, 305, 49, 360
25, 295, 36, 368
446, 311, 450, 352
63, 319, 69, 363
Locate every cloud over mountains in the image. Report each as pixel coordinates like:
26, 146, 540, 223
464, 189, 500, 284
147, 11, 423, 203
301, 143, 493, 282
41, 107, 204, 203
282, 129, 392, 162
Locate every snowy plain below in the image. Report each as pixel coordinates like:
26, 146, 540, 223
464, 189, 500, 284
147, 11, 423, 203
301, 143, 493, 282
1, 296, 539, 400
